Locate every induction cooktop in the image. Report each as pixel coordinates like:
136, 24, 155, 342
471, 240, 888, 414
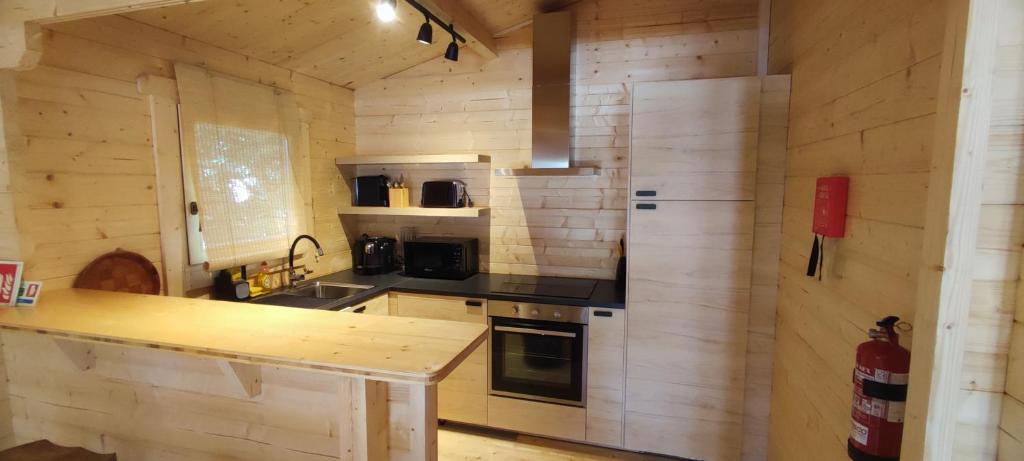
493, 275, 596, 300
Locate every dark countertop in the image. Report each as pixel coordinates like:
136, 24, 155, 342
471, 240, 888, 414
308, 270, 626, 310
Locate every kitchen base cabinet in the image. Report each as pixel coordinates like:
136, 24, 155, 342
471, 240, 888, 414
391, 293, 488, 426
351, 293, 389, 315
487, 395, 586, 442
586, 308, 626, 448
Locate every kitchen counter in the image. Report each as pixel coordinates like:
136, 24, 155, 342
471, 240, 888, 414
0, 288, 486, 384
0, 288, 483, 460
308, 270, 626, 310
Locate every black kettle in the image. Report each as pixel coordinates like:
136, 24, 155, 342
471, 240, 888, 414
353, 234, 397, 275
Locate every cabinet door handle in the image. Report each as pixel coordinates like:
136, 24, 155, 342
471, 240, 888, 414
352, 306, 366, 313
635, 190, 657, 197
636, 203, 657, 210
594, 310, 613, 317
466, 300, 483, 307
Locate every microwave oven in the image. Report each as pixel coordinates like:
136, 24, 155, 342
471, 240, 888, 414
404, 237, 479, 280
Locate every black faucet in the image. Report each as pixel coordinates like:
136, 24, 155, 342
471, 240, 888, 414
288, 234, 325, 288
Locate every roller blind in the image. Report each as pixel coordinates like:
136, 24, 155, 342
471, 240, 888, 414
175, 63, 312, 271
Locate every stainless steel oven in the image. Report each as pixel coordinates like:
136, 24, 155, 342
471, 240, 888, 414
488, 301, 588, 407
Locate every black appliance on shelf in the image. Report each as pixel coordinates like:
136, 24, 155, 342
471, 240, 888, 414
354, 175, 390, 207
421, 180, 469, 208
353, 234, 397, 275
403, 237, 478, 280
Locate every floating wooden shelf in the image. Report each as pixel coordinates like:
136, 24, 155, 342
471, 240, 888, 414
335, 154, 490, 165
337, 206, 489, 218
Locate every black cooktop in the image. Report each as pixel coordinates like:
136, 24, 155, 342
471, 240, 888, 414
493, 275, 596, 300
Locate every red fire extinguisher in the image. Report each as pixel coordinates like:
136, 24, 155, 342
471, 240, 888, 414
849, 316, 911, 461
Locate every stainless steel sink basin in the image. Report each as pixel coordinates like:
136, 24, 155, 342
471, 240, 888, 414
289, 282, 373, 300
250, 293, 336, 309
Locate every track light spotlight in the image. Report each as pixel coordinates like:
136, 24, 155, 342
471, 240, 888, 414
376, 0, 397, 22
444, 41, 459, 61
444, 26, 459, 61
416, 16, 433, 44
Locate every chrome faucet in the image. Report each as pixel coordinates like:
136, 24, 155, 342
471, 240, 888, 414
288, 234, 325, 288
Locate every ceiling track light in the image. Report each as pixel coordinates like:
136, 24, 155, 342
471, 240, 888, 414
444, 26, 459, 61
416, 13, 433, 45
376, 0, 467, 59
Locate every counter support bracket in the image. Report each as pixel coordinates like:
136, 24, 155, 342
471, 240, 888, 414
53, 338, 96, 371
217, 361, 262, 398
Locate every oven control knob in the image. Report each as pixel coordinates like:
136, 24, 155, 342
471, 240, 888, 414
553, 311, 563, 319
531, 309, 540, 317
512, 305, 520, 313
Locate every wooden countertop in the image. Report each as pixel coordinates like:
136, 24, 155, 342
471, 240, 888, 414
0, 289, 487, 384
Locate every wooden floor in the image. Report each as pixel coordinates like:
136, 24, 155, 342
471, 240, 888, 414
438, 424, 676, 460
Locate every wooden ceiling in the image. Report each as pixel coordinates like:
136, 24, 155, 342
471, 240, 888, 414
121, 0, 569, 88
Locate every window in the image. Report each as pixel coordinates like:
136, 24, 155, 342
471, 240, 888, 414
175, 63, 310, 271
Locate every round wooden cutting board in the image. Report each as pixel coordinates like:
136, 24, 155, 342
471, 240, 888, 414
73, 250, 161, 295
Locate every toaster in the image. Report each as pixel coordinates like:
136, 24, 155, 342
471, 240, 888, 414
421, 180, 470, 208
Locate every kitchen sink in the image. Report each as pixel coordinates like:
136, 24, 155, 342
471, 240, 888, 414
250, 293, 338, 309
289, 282, 373, 299
249, 282, 375, 310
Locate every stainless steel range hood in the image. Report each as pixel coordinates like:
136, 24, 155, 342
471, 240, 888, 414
494, 11, 599, 177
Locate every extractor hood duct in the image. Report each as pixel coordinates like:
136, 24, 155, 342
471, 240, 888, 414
494, 11, 598, 177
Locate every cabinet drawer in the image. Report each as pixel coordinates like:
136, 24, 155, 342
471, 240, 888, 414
345, 293, 389, 315
487, 395, 586, 442
392, 293, 486, 323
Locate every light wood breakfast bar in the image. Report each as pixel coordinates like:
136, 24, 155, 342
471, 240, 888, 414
0, 289, 487, 461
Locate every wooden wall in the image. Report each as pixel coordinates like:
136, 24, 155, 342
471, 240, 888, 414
744, 75, 789, 460
354, 0, 760, 280
766, 0, 946, 459
3, 15, 356, 292
0, 71, 20, 449
0, 71, 19, 263
1, 331, 351, 459
997, 1, 1024, 459
951, 1, 1024, 456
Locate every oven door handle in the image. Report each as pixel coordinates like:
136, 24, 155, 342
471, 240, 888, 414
493, 326, 577, 338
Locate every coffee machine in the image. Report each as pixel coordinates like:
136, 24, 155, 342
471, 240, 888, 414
353, 234, 397, 275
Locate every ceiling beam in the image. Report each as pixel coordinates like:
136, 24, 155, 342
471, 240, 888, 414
415, 0, 497, 61
1, 0, 203, 23
0, 0, 203, 69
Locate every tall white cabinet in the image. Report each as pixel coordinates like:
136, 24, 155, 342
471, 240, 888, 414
625, 77, 762, 460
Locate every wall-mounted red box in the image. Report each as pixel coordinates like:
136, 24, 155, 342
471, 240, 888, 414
812, 176, 849, 238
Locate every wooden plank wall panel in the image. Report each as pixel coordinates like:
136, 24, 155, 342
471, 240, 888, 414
0, 70, 21, 262
7, 15, 355, 291
743, 75, 789, 461
766, 0, 946, 459
355, 0, 759, 279
997, 1, 1024, 460
1, 331, 349, 460
0, 71, 19, 448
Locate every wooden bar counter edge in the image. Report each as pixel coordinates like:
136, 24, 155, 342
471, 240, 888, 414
0, 288, 489, 461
